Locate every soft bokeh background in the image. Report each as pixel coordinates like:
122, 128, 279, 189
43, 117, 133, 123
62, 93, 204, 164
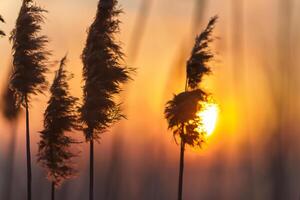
1, 0, 300, 199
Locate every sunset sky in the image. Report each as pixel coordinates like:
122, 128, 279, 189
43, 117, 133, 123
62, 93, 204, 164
1, 0, 300, 199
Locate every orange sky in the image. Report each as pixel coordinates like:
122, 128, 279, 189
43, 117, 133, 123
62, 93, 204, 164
0, 0, 300, 181
1, 1, 300, 199
0, 0, 289, 151
0, 0, 230, 154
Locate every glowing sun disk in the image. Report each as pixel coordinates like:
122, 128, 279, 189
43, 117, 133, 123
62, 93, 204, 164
196, 102, 219, 137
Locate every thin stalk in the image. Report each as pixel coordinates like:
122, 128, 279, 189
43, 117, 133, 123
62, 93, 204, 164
177, 139, 185, 200
25, 95, 32, 200
89, 139, 94, 200
177, 73, 188, 200
51, 182, 55, 200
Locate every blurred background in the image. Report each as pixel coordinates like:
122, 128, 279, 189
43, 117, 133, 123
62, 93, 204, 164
0, 0, 300, 199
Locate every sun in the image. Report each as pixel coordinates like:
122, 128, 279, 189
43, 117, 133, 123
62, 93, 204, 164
196, 101, 219, 137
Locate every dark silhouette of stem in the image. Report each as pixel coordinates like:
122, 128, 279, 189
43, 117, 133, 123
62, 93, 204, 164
80, 1, 133, 199
10, 1, 50, 198
165, 17, 217, 200
178, 77, 188, 200
178, 140, 185, 200
51, 182, 55, 200
90, 139, 94, 200
25, 95, 32, 200
177, 64, 189, 200
38, 56, 78, 196
177, 66, 190, 200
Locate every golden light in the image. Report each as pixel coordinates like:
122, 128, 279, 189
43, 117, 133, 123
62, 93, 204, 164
196, 101, 219, 137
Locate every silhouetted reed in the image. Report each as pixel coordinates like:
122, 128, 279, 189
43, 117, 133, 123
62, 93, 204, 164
80, 0, 134, 199
9, 0, 50, 199
164, 16, 217, 200
37, 56, 79, 200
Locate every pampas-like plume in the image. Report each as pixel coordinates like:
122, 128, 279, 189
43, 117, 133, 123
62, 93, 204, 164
165, 16, 218, 148
164, 16, 218, 200
9, 1, 50, 199
187, 16, 217, 89
80, 0, 134, 199
38, 56, 79, 200
10, 0, 50, 100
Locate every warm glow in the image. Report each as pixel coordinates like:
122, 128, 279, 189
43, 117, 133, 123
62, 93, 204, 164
196, 102, 219, 137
